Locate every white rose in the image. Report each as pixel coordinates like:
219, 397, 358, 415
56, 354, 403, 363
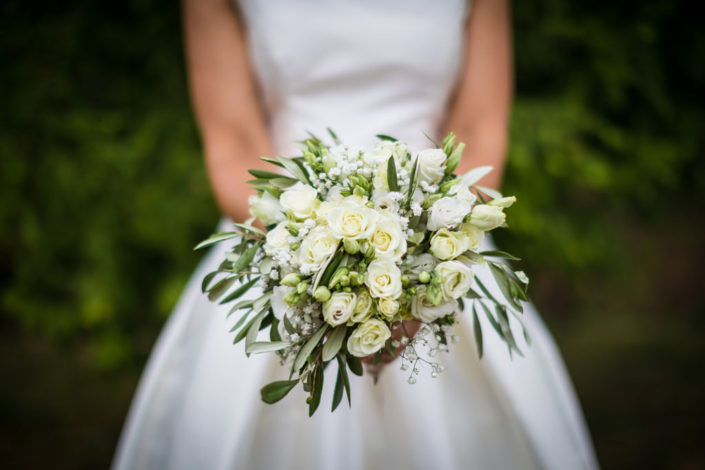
435, 260, 474, 300
427, 197, 472, 231
415, 148, 446, 184
349, 288, 373, 323
327, 198, 379, 239
264, 222, 290, 254
347, 319, 391, 357
411, 285, 458, 322
297, 226, 339, 272
430, 228, 468, 260
369, 215, 407, 261
459, 223, 484, 252
280, 182, 318, 219
323, 292, 357, 326
377, 297, 400, 319
469, 204, 506, 231
248, 191, 285, 226
364, 259, 403, 299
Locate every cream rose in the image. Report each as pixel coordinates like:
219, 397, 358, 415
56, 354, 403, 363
369, 215, 407, 260
347, 319, 391, 357
411, 286, 458, 322
364, 259, 403, 299
248, 191, 285, 226
349, 289, 374, 323
469, 204, 506, 231
430, 228, 468, 260
264, 222, 290, 254
327, 198, 379, 239
297, 226, 339, 272
377, 297, 400, 319
280, 182, 318, 219
323, 292, 357, 326
427, 197, 472, 231
435, 260, 474, 300
415, 148, 446, 184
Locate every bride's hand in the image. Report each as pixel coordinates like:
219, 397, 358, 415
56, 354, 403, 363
362, 319, 422, 375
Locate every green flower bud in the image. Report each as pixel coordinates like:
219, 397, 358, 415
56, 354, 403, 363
442, 132, 457, 155
340, 274, 350, 287
353, 185, 367, 197
328, 267, 349, 289
349, 271, 363, 286
283, 290, 298, 305
427, 285, 443, 306
287, 223, 301, 236
296, 281, 308, 294
409, 287, 417, 295
281, 273, 301, 287
401, 275, 410, 287
422, 193, 442, 210
343, 238, 360, 255
445, 142, 464, 175
343, 286, 352, 293
418, 271, 431, 283
313, 286, 331, 302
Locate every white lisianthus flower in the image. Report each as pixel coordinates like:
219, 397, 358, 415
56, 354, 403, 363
435, 260, 474, 300
415, 148, 446, 184
459, 223, 485, 252
264, 221, 290, 255
372, 191, 400, 213
427, 197, 472, 231
377, 297, 400, 319
373, 161, 390, 192
271, 286, 294, 321
364, 259, 403, 299
248, 191, 285, 226
347, 319, 391, 357
488, 196, 516, 208
323, 292, 357, 326
448, 182, 477, 204
326, 185, 346, 201
349, 289, 374, 323
280, 182, 318, 219
430, 228, 468, 260
411, 285, 458, 322
369, 214, 407, 261
405, 253, 438, 275
327, 198, 379, 239
469, 204, 506, 231
297, 226, 339, 272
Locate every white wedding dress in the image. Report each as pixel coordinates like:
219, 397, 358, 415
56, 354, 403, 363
113, 1, 599, 469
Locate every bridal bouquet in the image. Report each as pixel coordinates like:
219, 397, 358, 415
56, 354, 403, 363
196, 131, 530, 416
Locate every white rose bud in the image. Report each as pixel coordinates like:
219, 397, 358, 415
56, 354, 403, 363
280, 182, 318, 219
297, 226, 338, 272
377, 297, 400, 319
430, 228, 468, 260
469, 204, 506, 231
415, 148, 446, 184
426, 197, 472, 231
364, 259, 403, 299
349, 289, 374, 323
327, 198, 379, 240
488, 196, 516, 208
323, 292, 357, 326
264, 222, 290, 254
435, 260, 474, 300
369, 215, 407, 261
347, 319, 391, 357
411, 285, 458, 322
248, 191, 285, 226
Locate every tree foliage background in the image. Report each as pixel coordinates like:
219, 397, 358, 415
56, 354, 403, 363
1, 1, 703, 468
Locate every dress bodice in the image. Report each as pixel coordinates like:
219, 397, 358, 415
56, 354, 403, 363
236, 0, 469, 154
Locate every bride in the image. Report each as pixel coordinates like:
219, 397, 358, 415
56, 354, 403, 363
113, 0, 598, 468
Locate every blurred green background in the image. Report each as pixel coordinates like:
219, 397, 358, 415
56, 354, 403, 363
1, 1, 703, 468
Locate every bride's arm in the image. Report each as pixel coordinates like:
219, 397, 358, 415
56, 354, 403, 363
443, 0, 513, 190
183, 0, 272, 222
